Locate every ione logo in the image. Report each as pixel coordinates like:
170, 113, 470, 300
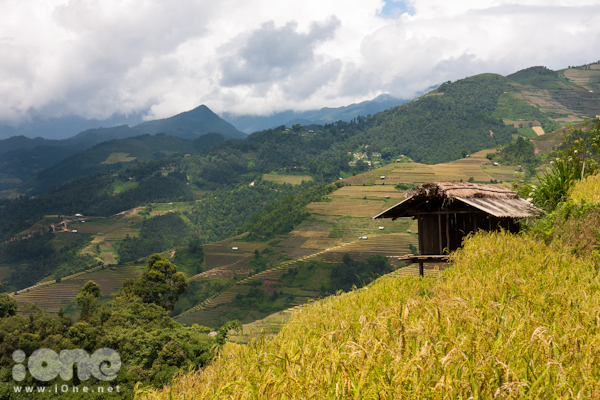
12, 348, 121, 382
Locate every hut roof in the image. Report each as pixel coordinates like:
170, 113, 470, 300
373, 182, 543, 219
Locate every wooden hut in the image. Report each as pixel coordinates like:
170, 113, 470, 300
373, 182, 543, 276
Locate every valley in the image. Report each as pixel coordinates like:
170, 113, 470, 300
1, 62, 599, 398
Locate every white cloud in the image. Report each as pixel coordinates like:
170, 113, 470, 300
0, 0, 599, 123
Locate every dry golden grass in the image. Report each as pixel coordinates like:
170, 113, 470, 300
343, 150, 500, 186
532, 126, 545, 136
306, 198, 393, 217
137, 231, 600, 399
568, 173, 600, 204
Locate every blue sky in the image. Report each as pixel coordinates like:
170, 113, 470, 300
380, 0, 414, 17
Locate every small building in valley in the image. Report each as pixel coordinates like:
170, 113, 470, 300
373, 182, 543, 276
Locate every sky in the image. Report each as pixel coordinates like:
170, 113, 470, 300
1, 0, 599, 125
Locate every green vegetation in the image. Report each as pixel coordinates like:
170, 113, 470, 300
187, 181, 308, 244
350, 75, 516, 164
131, 254, 189, 312
330, 254, 393, 291
0, 255, 240, 399
0, 233, 97, 291
245, 183, 340, 238
171, 240, 205, 277
118, 213, 192, 262
526, 117, 600, 210
486, 136, 540, 176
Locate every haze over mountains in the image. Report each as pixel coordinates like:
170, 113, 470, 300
1, 63, 600, 198
221, 94, 409, 133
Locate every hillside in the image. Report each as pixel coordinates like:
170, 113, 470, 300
0, 105, 243, 193
138, 172, 600, 400
4, 63, 599, 198
2, 143, 522, 324
15, 132, 224, 195
133, 105, 246, 140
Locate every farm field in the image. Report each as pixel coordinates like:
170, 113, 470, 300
75, 218, 140, 264
177, 229, 419, 327
12, 265, 144, 315
502, 119, 541, 128
112, 180, 139, 194
306, 197, 394, 217
263, 174, 313, 185
318, 232, 418, 263
101, 152, 136, 164
532, 126, 545, 136
342, 148, 511, 186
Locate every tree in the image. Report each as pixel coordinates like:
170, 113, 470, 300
135, 254, 188, 311
0, 293, 17, 318
76, 281, 102, 322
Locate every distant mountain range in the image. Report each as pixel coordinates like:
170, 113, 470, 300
2, 62, 600, 197
19, 132, 225, 195
0, 105, 245, 153
0, 105, 242, 193
221, 94, 410, 134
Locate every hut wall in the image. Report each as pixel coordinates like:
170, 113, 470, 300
419, 214, 440, 255
418, 211, 521, 255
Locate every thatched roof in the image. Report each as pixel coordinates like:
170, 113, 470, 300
373, 182, 543, 219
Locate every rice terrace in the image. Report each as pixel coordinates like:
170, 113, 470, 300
2, 59, 600, 398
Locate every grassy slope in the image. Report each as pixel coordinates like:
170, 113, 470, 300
139, 176, 600, 399
505, 64, 600, 125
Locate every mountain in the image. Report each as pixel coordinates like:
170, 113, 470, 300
0, 135, 63, 153
0, 105, 245, 155
0, 112, 144, 140
17, 132, 224, 195
222, 94, 409, 134
0, 146, 77, 191
0, 105, 243, 192
133, 105, 246, 140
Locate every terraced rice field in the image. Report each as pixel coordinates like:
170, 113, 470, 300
319, 233, 418, 263
342, 149, 502, 186
76, 219, 139, 264
101, 152, 136, 164
330, 185, 407, 200
202, 235, 265, 271
12, 265, 143, 314
263, 174, 313, 185
306, 198, 394, 217
532, 126, 545, 136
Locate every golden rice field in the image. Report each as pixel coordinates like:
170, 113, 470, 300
532, 126, 546, 136
12, 265, 143, 314
342, 148, 506, 187
198, 234, 269, 274
101, 152, 137, 164
568, 173, 600, 204
263, 174, 313, 185
138, 231, 600, 399
306, 198, 394, 217
319, 233, 418, 263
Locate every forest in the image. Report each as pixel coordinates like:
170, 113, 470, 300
0, 255, 241, 399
